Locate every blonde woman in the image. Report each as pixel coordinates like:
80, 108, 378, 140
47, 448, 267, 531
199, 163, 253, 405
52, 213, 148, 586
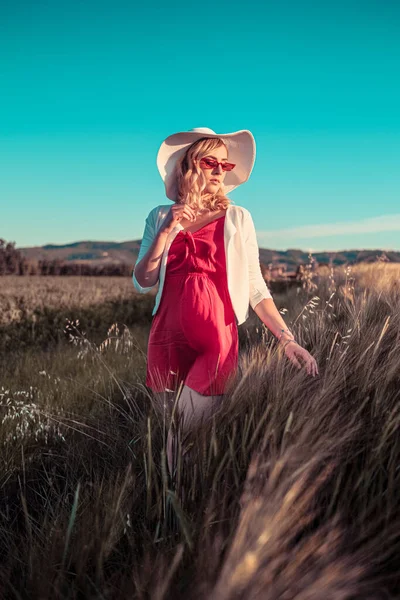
133, 127, 319, 475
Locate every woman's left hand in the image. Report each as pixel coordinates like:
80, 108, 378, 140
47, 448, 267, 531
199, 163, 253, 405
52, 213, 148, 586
282, 341, 319, 377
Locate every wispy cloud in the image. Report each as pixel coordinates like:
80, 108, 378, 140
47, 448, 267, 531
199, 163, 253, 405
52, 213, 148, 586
257, 214, 400, 242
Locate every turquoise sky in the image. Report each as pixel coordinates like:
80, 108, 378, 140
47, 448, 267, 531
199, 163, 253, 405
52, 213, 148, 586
1, 0, 399, 252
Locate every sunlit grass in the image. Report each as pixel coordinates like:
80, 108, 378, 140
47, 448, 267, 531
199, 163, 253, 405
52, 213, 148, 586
0, 261, 399, 597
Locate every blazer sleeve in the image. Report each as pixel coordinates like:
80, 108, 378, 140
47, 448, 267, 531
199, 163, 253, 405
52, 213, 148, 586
132, 207, 159, 294
243, 210, 273, 310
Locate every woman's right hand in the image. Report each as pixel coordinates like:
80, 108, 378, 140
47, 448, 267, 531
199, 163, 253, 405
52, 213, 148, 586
158, 203, 197, 235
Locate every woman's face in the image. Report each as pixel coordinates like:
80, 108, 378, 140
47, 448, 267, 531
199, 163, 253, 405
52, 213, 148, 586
198, 144, 229, 196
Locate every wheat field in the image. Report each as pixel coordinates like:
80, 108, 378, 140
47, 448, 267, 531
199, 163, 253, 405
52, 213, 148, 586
0, 261, 400, 598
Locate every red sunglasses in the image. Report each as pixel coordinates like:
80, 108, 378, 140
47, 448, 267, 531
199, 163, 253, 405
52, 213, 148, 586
199, 157, 236, 172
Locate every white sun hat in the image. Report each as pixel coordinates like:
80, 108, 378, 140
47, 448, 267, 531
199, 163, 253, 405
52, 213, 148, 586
156, 127, 256, 201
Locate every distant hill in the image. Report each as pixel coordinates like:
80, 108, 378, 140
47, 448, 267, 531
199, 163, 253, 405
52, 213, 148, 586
258, 248, 400, 268
19, 240, 142, 266
18, 239, 400, 268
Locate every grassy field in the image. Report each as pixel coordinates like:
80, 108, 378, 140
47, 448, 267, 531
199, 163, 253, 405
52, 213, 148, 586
0, 262, 400, 598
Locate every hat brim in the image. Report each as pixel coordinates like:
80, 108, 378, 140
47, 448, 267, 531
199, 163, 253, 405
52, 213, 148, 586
156, 129, 256, 201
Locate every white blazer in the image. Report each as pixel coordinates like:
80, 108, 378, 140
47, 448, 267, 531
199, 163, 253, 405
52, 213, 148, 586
132, 203, 273, 326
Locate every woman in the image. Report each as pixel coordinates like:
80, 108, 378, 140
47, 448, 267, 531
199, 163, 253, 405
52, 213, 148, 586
133, 127, 319, 475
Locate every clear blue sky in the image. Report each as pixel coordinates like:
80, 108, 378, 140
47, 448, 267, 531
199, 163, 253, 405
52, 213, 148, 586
1, 0, 399, 252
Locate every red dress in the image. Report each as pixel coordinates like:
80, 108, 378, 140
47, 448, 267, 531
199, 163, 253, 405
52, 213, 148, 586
146, 215, 239, 396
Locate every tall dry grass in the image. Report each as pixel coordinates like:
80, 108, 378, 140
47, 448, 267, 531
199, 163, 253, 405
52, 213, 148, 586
0, 275, 155, 360
0, 262, 399, 598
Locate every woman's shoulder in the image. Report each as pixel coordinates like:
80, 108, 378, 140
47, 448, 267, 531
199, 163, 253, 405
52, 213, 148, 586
227, 203, 251, 221
146, 204, 171, 223
148, 204, 170, 215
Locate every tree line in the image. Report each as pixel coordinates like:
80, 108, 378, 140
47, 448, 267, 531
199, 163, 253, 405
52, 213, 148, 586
0, 239, 133, 276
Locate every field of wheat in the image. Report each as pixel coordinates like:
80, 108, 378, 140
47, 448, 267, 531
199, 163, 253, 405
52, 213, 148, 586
0, 262, 400, 599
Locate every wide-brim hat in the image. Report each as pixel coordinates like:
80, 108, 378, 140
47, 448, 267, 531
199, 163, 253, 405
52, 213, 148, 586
156, 127, 256, 201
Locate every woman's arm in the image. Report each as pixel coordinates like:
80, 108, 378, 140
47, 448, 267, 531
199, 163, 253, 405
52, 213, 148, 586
253, 297, 294, 342
245, 212, 319, 375
133, 203, 196, 292
255, 296, 319, 376
133, 229, 169, 290
132, 208, 169, 292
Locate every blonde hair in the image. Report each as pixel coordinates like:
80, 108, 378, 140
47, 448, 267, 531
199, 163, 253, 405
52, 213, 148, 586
175, 137, 231, 212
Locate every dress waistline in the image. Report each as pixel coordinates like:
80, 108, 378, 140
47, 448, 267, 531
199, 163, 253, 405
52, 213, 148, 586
165, 271, 207, 277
